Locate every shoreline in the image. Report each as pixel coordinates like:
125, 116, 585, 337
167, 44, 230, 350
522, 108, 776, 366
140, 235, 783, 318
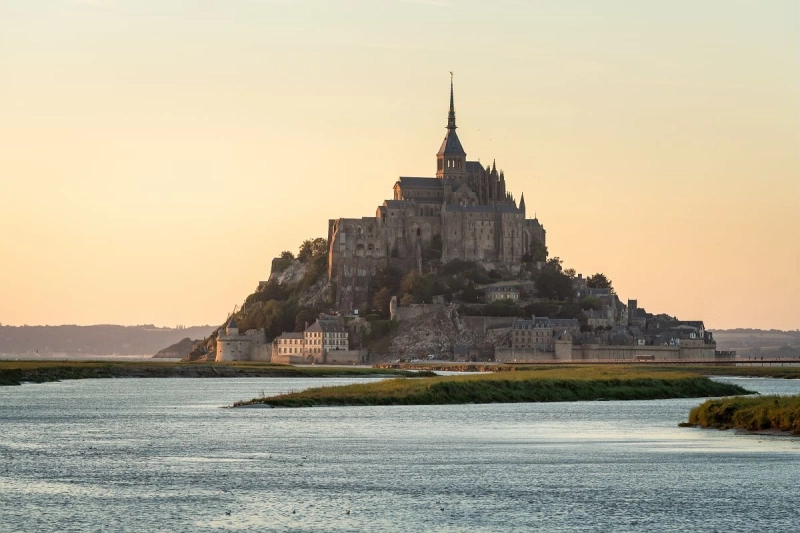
0, 361, 431, 387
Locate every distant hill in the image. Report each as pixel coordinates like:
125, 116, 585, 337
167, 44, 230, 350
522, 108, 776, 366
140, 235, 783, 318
153, 337, 204, 359
0, 325, 216, 357
713, 329, 800, 358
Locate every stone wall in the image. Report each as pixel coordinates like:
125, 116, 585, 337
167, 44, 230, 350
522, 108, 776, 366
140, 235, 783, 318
271, 353, 307, 365
392, 303, 448, 322
495, 343, 718, 363
325, 349, 365, 364
459, 316, 516, 332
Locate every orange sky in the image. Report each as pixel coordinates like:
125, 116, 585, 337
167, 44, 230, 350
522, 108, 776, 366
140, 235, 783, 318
0, 0, 798, 330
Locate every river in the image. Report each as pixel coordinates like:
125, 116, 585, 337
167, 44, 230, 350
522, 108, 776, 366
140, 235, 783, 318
1, 376, 798, 532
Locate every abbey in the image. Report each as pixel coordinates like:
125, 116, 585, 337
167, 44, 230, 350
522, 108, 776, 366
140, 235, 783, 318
327, 80, 546, 312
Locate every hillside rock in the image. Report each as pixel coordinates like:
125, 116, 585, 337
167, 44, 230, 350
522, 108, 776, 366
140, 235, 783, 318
269, 259, 307, 285
385, 305, 510, 359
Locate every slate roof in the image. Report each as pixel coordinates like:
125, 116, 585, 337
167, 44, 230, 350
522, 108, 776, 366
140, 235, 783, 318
466, 161, 484, 173
307, 319, 346, 333
398, 177, 440, 188
383, 200, 410, 209
437, 130, 466, 156
551, 318, 580, 328
277, 332, 303, 340
442, 204, 521, 214
513, 318, 533, 330
227, 317, 238, 329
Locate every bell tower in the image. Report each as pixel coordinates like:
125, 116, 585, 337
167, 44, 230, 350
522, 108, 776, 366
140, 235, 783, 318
436, 73, 466, 180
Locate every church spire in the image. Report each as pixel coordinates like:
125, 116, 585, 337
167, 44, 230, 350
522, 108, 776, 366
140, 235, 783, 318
519, 192, 526, 215
447, 72, 456, 130
436, 72, 466, 179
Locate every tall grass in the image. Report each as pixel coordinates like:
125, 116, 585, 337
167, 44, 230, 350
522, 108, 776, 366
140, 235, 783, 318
687, 395, 800, 434
0, 361, 428, 386
236, 368, 752, 407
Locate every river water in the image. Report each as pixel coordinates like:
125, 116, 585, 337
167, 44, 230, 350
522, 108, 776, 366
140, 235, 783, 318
1, 376, 798, 532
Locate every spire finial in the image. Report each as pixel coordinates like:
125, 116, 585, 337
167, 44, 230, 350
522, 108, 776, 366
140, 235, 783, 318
447, 71, 456, 130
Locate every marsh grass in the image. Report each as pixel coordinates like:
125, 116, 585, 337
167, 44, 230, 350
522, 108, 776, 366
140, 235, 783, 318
0, 361, 427, 386
687, 395, 800, 434
236, 366, 752, 407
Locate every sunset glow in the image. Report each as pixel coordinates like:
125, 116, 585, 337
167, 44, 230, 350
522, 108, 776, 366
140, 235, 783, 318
1, 0, 797, 329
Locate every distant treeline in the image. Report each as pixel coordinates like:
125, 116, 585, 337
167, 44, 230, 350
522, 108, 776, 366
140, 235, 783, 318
714, 329, 800, 335
0, 325, 217, 356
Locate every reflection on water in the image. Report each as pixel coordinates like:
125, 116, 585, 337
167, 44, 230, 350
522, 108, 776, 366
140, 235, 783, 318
1, 376, 799, 532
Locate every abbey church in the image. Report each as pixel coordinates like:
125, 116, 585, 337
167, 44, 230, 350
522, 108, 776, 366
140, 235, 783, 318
327, 80, 546, 312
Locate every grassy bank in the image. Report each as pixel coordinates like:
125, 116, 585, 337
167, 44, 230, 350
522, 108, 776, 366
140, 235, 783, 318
0, 361, 431, 386
234, 366, 752, 407
682, 366, 800, 379
685, 395, 800, 434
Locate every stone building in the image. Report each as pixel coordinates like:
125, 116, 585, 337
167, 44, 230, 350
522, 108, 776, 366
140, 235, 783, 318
271, 318, 359, 364
215, 317, 270, 362
327, 79, 546, 312
272, 332, 304, 362
484, 284, 520, 302
511, 316, 555, 352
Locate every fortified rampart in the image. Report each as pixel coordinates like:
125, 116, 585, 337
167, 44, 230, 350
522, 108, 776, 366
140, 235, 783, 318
496, 343, 718, 363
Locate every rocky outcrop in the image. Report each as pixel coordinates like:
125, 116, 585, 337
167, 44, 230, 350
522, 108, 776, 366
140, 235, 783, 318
153, 337, 202, 359
384, 305, 510, 359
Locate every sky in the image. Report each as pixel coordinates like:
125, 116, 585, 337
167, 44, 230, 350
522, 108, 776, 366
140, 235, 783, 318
0, 0, 798, 330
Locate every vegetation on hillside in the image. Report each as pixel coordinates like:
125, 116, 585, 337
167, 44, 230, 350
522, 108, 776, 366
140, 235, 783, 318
236, 237, 332, 337
685, 395, 800, 434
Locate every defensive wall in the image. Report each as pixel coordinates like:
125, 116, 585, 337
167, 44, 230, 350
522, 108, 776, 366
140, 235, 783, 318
496, 343, 718, 363
270, 349, 365, 365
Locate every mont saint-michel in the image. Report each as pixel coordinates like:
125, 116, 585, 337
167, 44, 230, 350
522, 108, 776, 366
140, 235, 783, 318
328, 78, 545, 312
202, 80, 720, 366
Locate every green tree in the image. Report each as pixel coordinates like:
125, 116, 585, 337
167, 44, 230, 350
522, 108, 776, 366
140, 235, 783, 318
294, 309, 318, 332
298, 237, 328, 262
460, 281, 485, 303
280, 251, 294, 260
371, 266, 403, 293
373, 287, 393, 318
529, 240, 548, 262
587, 273, 613, 292
535, 268, 572, 301
400, 270, 434, 303
579, 296, 602, 311
400, 293, 415, 306
545, 257, 563, 273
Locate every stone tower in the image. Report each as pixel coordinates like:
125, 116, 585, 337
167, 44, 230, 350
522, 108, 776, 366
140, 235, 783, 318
436, 75, 466, 181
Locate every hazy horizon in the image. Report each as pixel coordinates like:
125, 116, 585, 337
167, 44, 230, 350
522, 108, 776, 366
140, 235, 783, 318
1, 0, 798, 330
